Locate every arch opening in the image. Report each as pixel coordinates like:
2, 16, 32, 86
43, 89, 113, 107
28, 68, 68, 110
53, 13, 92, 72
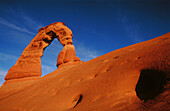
41, 39, 63, 76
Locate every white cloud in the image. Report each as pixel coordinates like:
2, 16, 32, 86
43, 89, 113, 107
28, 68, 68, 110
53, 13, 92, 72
0, 52, 17, 62
75, 43, 101, 61
0, 70, 7, 76
21, 15, 44, 31
0, 52, 17, 83
0, 17, 36, 35
0, 70, 7, 86
0, 74, 5, 87
42, 65, 54, 72
42, 65, 57, 76
0, 9, 45, 36
119, 12, 143, 43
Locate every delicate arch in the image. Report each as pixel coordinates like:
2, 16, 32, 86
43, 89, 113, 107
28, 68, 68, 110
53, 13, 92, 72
5, 22, 71, 80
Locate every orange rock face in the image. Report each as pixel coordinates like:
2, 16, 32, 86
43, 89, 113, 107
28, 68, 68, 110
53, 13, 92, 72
57, 45, 81, 67
0, 33, 169, 111
55, 24, 82, 67
5, 22, 81, 80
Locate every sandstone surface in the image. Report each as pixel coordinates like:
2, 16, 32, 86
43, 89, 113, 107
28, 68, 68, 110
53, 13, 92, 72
55, 22, 81, 67
0, 33, 169, 111
57, 44, 82, 67
5, 22, 81, 80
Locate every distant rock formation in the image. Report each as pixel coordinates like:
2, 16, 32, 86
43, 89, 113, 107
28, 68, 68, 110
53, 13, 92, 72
5, 22, 81, 80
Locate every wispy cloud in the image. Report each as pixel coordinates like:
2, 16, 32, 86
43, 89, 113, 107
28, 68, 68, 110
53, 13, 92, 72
21, 15, 44, 31
121, 15, 142, 42
0, 70, 7, 76
42, 65, 54, 72
0, 52, 17, 80
0, 52, 17, 62
0, 70, 7, 86
42, 65, 56, 76
0, 17, 36, 35
75, 43, 101, 61
117, 9, 143, 43
0, 8, 44, 36
0, 74, 5, 86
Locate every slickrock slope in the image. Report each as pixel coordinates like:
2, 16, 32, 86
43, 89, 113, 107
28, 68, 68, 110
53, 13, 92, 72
0, 33, 169, 111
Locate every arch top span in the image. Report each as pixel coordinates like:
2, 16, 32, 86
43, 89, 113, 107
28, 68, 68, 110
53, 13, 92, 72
5, 22, 82, 81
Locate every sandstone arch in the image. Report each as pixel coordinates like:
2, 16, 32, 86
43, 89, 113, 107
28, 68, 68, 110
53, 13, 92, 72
5, 22, 78, 80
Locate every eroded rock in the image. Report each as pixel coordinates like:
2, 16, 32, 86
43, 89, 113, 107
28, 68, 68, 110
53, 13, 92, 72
5, 22, 81, 80
56, 28, 82, 67
0, 33, 169, 111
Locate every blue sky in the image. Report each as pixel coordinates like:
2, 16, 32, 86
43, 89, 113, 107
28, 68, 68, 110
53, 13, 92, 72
0, 0, 169, 86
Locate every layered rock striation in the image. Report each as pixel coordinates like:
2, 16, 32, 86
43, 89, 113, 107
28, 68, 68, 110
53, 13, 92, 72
57, 45, 81, 67
56, 29, 82, 67
5, 22, 81, 81
0, 30, 169, 110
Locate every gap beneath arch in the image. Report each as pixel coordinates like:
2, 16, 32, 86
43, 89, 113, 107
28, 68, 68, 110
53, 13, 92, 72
41, 39, 63, 76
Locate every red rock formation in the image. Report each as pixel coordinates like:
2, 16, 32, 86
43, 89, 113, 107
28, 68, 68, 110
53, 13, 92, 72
57, 45, 81, 67
5, 22, 80, 80
55, 23, 82, 67
56, 31, 82, 67
0, 33, 169, 111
